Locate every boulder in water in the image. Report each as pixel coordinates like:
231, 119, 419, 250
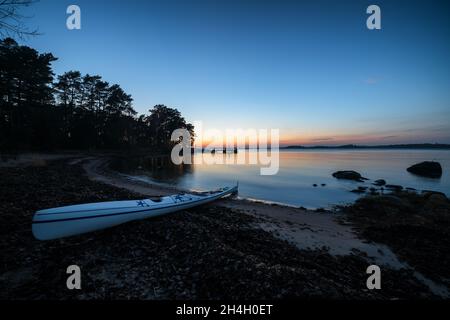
373, 179, 386, 186
407, 161, 442, 178
351, 187, 366, 194
386, 184, 403, 191
332, 170, 367, 182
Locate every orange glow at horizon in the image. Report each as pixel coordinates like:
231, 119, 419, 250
192, 121, 449, 147
195, 132, 430, 147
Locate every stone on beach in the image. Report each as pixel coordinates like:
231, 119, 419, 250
375, 195, 413, 210
424, 194, 449, 210
407, 161, 442, 178
421, 190, 447, 198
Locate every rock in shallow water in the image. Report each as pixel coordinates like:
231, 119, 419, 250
332, 170, 367, 182
373, 179, 386, 186
407, 161, 442, 178
350, 186, 368, 194
386, 184, 403, 191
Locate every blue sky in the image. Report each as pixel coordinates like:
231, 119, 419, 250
21, 0, 450, 145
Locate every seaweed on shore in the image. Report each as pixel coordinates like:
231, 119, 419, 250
342, 191, 450, 288
0, 160, 436, 299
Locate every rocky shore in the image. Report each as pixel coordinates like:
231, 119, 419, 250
341, 191, 450, 289
0, 156, 447, 299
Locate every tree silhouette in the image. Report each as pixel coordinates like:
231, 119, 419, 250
144, 105, 195, 152
106, 84, 134, 117
0, 38, 55, 106
0, 37, 56, 150
54, 71, 81, 108
0, 38, 195, 153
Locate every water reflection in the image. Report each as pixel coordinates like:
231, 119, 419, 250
111, 155, 193, 184
113, 150, 450, 209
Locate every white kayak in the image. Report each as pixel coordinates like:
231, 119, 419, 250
32, 185, 238, 240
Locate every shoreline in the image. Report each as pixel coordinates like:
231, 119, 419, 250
69, 156, 450, 296
1, 154, 449, 299
108, 149, 450, 210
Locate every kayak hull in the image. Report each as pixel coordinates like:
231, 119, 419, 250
32, 185, 237, 240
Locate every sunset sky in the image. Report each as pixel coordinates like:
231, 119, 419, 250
23, 0, 450, 146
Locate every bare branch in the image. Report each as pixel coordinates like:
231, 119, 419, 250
0, 0, 40, 39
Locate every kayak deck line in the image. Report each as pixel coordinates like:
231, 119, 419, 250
36, 204, 151, 216
36, 194, 205, 216
36, 188, 234, 216
32, 191, 227, 224
31, 184, 238, 240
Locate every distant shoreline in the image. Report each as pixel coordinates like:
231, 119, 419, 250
194, 143, 450, 151
281, 143, 450, 150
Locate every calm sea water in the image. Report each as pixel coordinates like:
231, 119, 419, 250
119, 149, 450, 209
